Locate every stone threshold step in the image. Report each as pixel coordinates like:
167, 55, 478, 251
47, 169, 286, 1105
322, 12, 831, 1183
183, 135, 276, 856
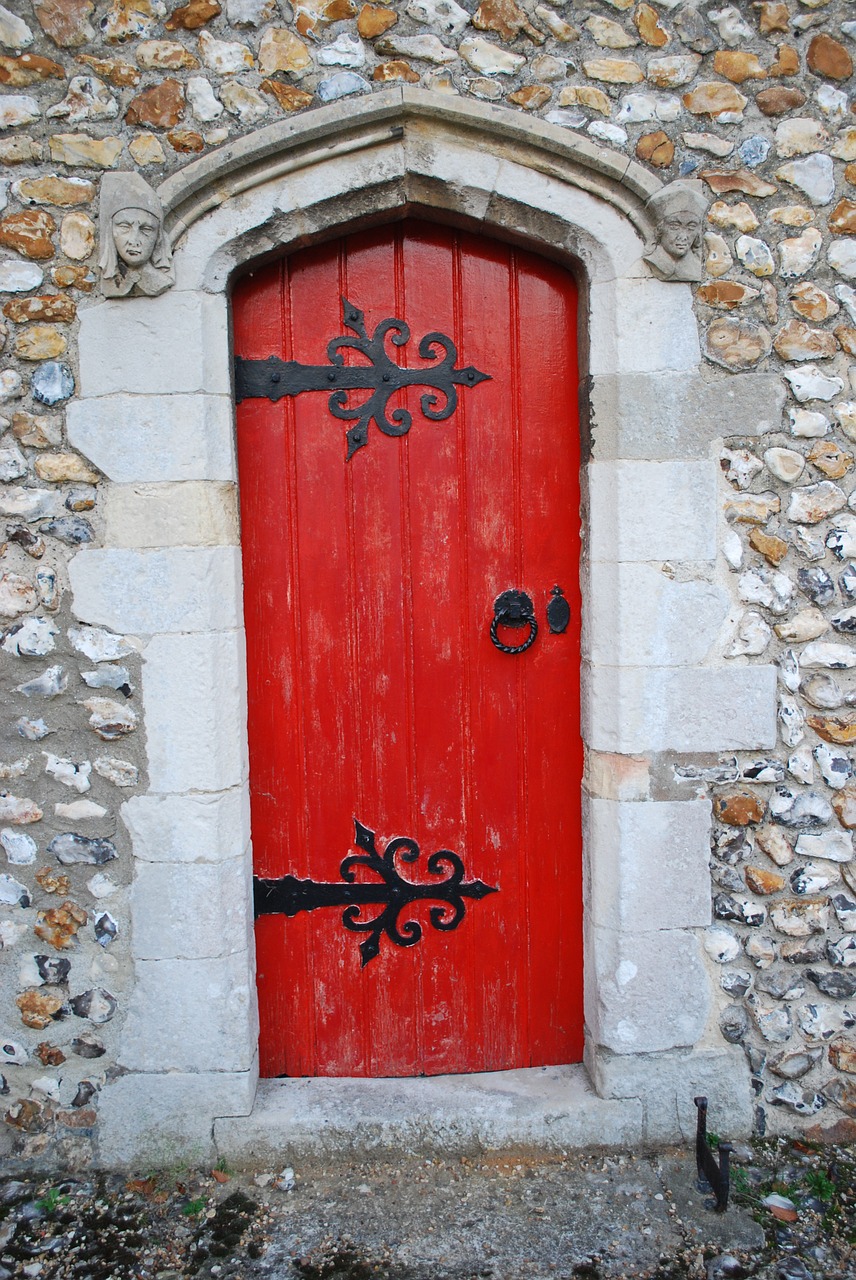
213, 1065, 644, 1163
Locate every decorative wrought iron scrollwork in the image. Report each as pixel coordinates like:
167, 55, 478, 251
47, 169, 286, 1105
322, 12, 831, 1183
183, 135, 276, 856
253, 819, 498, 967
234, 297, 491, 459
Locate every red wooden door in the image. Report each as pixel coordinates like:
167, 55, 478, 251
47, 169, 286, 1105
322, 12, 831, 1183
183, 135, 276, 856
233, 221, 582, 1079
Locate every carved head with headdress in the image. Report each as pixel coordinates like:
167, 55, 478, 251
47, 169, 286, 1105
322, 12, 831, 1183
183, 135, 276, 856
643, 180, 708, 282
98, 172, 174, 298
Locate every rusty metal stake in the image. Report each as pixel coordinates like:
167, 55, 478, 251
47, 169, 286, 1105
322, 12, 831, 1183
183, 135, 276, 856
694, 1096, 733, 1213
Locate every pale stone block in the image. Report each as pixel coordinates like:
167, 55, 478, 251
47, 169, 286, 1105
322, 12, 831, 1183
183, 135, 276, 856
590, 1046, 753, 1142
588, 927, 711, 1054
279, 141, 408, 216
590, 277, 701, 377
178, 146, 410, 292
584, 563, 729, 665
489, 158, 645, 283
403, 136, 503, 222
68, 546, 242, 633
583, 666, 647, 755
96, 1065, 258, 1168
582, 663, 778, 753
131, 856, 252, 960
703, 371, 787, 436
67, 395, 236, 484
118, 952, 258, 1073
103, 482, 239, 548
78, 293, 230, 397
589, 371, 786, 460
584, 749, 650, 801
143, 630, 248, 793
173, 180, 284, 294
213, 1067, 643, 1163
588, 460, 718, 562
122, 788, 250, 864
586, 796, 712, 933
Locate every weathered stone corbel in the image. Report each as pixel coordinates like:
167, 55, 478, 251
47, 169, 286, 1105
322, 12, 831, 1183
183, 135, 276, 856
98, 172, 175, 299
643, 179, 708, 283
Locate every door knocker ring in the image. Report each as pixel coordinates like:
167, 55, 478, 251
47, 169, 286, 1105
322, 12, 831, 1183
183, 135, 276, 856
490, 590, 538, 655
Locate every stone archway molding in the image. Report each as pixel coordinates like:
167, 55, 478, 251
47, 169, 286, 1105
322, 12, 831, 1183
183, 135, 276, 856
157, 87, 662, 248
65, 89, 782, 1168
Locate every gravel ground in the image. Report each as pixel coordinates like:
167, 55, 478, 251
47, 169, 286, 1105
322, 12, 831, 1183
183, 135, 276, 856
0, 1136, 853, 1280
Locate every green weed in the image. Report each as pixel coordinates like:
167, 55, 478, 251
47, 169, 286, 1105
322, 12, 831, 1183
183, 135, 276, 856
806, 1169, 835, 1203
36, 1187, 70, 1215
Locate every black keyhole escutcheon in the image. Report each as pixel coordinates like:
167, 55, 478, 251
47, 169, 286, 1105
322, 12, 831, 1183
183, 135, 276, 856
546, 585, 570, 634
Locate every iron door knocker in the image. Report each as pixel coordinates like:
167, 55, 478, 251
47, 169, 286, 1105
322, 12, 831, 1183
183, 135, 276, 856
490, 590, 538, 655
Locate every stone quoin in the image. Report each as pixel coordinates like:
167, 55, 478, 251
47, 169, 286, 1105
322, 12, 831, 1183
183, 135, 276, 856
0, 0, 854, 1172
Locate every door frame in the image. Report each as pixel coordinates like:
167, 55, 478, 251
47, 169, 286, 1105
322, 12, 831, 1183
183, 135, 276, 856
67, 89, 779, 1166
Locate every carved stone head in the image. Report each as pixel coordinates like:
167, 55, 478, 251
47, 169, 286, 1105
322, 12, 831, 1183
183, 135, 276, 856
643, 179, 708, 283
98, 172, 174, 298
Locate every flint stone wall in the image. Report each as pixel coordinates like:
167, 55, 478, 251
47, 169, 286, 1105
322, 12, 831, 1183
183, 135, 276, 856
0, 0, 855, 1169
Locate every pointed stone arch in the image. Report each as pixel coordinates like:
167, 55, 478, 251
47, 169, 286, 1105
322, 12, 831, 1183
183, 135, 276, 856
158, 87, 662, 245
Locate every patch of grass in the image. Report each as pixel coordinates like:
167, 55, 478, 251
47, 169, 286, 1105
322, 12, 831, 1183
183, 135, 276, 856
161, 1161, 191, 1190
806, 1168, 835, 1203
181, 1198, 207, 1217
737, 1136, 856, 1255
